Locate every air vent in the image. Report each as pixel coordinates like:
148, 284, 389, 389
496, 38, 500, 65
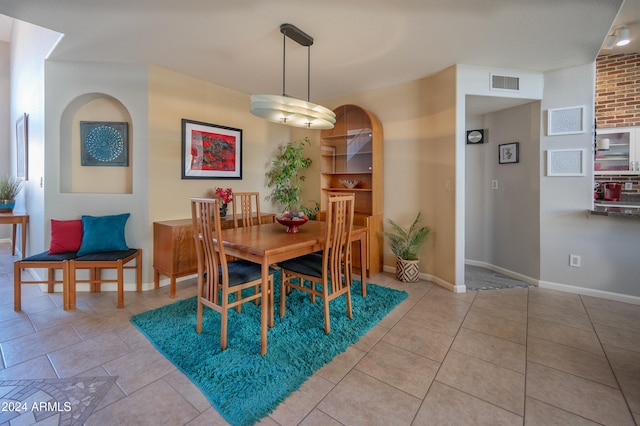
491, 74, 520, 91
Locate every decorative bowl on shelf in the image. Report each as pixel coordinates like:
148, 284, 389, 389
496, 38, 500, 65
275, 212, 309, 233
339, 179, 360, 189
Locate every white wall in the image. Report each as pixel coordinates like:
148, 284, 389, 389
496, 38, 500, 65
45, 61, 150, 283
8, 20, 61, 254
0, 40, 10, 240
540, 64, 640, 301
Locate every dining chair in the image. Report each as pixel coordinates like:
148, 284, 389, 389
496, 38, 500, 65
278, 193, 355, 334
231, 192, 262, 228
191, 197, 275, 351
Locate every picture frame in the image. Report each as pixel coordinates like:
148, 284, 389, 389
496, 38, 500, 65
16, 113, 28, 180
498, 142, 519, 164
547, 149, 586, 176
547, 105, 586, 136
80, 121, 129, 166
181, 119, 242, 179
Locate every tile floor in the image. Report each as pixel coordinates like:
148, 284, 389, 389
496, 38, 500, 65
1, 241, 639, 425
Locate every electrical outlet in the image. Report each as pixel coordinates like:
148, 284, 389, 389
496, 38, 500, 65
624, 182, 633, 190
445, 179, 451, 191
491, 180, 498, 190
569, 254, 581, 268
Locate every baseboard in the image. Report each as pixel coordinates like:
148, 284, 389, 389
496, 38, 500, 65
465, 259, 539, 287
538, 280, 640, 306
466, 260, 640, 306
383, 265, 466, 293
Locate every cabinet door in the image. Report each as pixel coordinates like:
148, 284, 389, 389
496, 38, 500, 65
595, 128, 636, 174
174, 226, 197, 273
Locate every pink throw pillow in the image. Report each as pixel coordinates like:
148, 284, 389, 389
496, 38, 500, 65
49, 219, 83, 254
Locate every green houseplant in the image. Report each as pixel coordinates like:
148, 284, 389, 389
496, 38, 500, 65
381, 211, 430, 282
265, 137, 313, 216
0, 175, 24, 213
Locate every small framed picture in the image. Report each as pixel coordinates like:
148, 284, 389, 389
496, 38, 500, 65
547, 149, 586, 176
16, 113, 28, 180
182, 119, 242, 179
498, 142, 519, 164
547, 106, 586, 136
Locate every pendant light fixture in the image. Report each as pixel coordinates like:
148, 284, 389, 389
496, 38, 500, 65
250, 23, 336, 129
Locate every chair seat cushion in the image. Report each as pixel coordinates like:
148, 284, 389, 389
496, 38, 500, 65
75, 248, 139, 262
22, 251, 78, 262
278, 253, 323, 279
224, 260, 276, 287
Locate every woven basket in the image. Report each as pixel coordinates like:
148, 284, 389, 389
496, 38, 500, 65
395, 258, 420, 283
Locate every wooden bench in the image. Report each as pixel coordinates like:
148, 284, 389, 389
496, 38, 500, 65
14, 251, 76, 311
14, 248, 142, 311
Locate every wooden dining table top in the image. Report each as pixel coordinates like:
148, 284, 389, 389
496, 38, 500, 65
217, 220, 367, 263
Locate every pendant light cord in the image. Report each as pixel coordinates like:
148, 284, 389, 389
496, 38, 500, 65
307, 46, 311, 102
282, 32, 286, 97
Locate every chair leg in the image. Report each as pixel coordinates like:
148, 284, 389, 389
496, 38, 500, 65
346, 287, 353, 319
268, 276, 274, 328
220, 308, 228, 350
280, 273, 287, 318
323, 285, 331, 334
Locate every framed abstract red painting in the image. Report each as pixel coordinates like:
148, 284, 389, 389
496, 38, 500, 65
181, 119, 242, 179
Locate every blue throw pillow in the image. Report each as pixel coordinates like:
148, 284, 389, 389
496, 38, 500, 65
76, 213, 130, 256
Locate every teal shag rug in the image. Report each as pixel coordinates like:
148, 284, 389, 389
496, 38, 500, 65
131, 274, 407, 426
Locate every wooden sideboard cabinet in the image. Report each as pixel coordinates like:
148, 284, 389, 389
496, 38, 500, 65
153, 213, 274, 297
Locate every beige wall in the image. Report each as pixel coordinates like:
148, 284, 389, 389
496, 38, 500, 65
312, 67, 458, 286
147, 65, 316, 224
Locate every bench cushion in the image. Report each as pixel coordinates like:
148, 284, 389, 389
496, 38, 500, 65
74, 248, 139, 262
22, 251, 78, 262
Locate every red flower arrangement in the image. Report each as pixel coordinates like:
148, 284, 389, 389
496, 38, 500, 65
214, 187, 233, 204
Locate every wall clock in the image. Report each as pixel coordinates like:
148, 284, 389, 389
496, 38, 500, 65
466, 129, 484, 144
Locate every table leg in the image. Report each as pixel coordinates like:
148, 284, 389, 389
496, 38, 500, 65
360, 231, 367, 297
260, 258, 269, 356
11, 224, 16, 256
20, 219, 27, 259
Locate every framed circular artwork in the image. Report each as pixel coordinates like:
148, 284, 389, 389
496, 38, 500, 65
80, 121, 129, 166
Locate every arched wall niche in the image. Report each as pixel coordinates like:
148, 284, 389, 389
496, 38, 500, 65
60, 93, 133, 193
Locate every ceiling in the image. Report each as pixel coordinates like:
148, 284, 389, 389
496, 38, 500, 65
0, 0, 636, 107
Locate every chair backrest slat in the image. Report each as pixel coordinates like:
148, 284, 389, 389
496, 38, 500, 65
232, 192, 262, 228
324, 194, 355, 292
191, 197, 229, 301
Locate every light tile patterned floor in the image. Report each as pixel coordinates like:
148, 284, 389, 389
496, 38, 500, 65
1, 241, 639, 425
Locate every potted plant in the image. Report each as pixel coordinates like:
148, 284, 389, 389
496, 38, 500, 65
381, 211, 430, 282
0, 175, 24, 213
265, 137, 313, 217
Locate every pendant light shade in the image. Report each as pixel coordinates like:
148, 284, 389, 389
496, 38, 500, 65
251, 24, 335, 129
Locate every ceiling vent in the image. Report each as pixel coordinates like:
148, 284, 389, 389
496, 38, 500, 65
491, 74, 520, 91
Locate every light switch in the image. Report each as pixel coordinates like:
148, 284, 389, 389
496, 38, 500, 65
491, 180, 498, 190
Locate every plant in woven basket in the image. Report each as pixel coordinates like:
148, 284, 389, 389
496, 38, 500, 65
381, 211, 430, 282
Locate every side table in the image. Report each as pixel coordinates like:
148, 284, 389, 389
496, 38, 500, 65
0, 212, 29, 259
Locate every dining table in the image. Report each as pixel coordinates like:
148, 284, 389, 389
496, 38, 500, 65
216, 220, 368, 355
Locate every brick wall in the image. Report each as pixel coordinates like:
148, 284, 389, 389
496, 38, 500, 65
595, 53, 640, 128
595, 53, 640, 195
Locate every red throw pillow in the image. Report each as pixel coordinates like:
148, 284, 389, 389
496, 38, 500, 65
49, 219, 83, 254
